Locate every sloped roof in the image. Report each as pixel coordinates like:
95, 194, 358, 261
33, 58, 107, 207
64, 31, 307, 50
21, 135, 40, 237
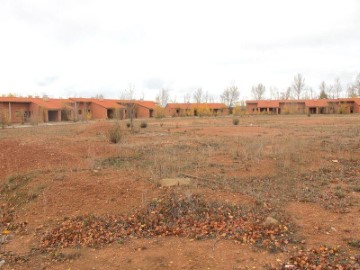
135, 101, 157, 109
91, 99, 124, 109
0, 97, 33, 103
70, 98, 92, 102
257, 100, 280, 108
166, 103, 227, 109
0, 97, 70, 109
32, 98, 71, 110
327, 98, 360, 105
305, 99, 329, 107
118, 100, 157, 110
70, 98, 125, 109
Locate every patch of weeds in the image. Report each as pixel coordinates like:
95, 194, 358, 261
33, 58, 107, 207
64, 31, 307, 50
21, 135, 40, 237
353, 186, 360, 192
1, 173, 45, 210
140, 121, 147, 128
117, 237, 124, 245
27, 185, 46, 201
232, 118, 239, 125
334, 189, 346, 199
107, 122, 123, 144
1, 174, 34, 193
348, 239, 360, 249
96, 153, 143, 168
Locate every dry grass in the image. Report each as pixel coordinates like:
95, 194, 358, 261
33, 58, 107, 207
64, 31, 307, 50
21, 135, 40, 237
0, 115, 359, 269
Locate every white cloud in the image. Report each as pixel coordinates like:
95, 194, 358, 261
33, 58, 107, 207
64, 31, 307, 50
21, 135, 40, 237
0, 0, 359, 100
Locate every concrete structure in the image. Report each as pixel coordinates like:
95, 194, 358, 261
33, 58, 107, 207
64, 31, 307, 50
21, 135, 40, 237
246, 98, 360, 115
166, 103, 228, 117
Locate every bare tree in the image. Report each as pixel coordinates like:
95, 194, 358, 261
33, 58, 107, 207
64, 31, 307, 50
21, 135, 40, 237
183, 92, 191, 103
121, 84, 137, 132
352, 73, 360, 96
269, 86, 280, 100
251, 83, 266, 100
347, 85, 358, 98
155, 88, 170, 107
93, 94, 104, 99
292, 73, 306, 100
333, 77, 342, 98
193, 88, 203, 103
327, 85, 335, 99
280, 87, 292, 100
120, 83, 136, 100
347, 73, 360, 98
319, 81, 328, 99
203, 91, 211, 103
220, 85, 240, 108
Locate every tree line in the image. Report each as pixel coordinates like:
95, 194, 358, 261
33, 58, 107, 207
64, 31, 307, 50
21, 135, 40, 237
2, 73, 360, 109
155, 73, 360, 108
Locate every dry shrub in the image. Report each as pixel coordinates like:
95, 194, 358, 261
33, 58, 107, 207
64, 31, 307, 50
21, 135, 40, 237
232, 118, 239, 125
140, 121, 147, 128
107, 122, 122, 143
154, 105, 166, 118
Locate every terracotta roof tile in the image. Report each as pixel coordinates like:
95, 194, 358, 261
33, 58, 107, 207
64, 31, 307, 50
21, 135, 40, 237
32, 98, 70, 110
166, 103, 227, 109
0, 97, 33, 103
256, 100, 280, 108
305, 99, 329, 107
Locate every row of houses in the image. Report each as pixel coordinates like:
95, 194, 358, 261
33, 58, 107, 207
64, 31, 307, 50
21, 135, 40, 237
246, 98, 360, 115
0, 97, 229, 124
0, 97, 159, 124
0, 97, 360, 124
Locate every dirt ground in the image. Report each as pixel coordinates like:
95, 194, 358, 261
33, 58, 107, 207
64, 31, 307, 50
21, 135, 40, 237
0, 115, 359, 269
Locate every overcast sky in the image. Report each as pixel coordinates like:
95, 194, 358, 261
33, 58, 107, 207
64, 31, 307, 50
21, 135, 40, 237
0, 0, 359, 101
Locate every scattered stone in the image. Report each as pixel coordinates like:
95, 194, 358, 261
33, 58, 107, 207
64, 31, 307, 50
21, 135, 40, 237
54, 174, 65, 181
264, 216, 279, 226
159, 178, 191, 187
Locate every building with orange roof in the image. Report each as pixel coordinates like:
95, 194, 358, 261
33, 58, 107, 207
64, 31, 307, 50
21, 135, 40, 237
165, 103, 228, 117
70, 98, 126, 120
0, 97, 71, 123
246, 98, 360, 115
119, 100, 157, 118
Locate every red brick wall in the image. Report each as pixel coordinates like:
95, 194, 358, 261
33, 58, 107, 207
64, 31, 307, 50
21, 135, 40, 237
90, 103, 107, 119
2, 102, 32, 123
29, 103, 46, 122
246, 103, 258, 114
136, 105, 152, 118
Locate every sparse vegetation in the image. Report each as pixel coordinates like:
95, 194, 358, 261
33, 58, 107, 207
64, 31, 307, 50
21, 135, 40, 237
232, 118, 239, 125
1, 115, 360, 269
107, 122, 123, 143
140, 121, 147, 128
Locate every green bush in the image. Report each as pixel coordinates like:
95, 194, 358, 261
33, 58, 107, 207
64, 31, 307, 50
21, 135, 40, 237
232, 118, 239, 125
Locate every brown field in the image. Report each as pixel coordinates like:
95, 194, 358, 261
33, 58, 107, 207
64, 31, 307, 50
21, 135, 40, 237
0, 115, 360, 269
